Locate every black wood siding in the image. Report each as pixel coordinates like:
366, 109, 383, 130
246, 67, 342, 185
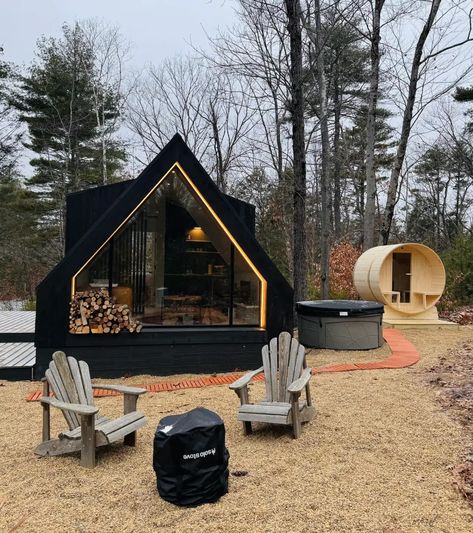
65, 181, 256, 253
34, 328, 266, 378
35, 134, 293, 377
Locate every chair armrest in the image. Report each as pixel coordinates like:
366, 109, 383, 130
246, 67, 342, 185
91, 384, 147, 395
229, 366, 264, 390
287, 368, 312, 394
40, 397, 99, 415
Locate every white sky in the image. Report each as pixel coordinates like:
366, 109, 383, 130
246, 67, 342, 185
1, 0, 236, 69
2, 0, 237, 175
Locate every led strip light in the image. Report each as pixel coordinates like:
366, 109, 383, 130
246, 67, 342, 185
71, 162, 267, 328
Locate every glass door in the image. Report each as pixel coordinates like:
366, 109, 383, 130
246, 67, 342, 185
392, 252, 411, 303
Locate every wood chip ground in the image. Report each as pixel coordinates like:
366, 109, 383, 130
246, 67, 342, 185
1, 328, 473, 532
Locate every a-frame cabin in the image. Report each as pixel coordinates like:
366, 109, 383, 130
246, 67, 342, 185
35, 134, 293, 378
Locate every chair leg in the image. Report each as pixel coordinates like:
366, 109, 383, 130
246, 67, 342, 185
291, 393, 302, 439
42, 379, 51, 442
238, 387, 252, 436
80, 414, 96, 468
123, 394, 138, 447
42, 403, 51, 442
124, 431, 136, 447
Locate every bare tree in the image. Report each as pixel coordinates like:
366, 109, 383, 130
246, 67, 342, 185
285, 0, 308, 306
128, 56, 255, 191
305, 0, 331, 297
204, 0, 295, 277
81, 20, 130, 184
128, 57, 212, 162
381, 0, 473, 243
405, 102, 473, 245
334, 0, 413, 248
363, 0, 385, 250
206, 0, 292, 184
196, 76, 255, 192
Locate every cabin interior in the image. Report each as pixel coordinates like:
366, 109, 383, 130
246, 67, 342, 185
74, 168, 261, 327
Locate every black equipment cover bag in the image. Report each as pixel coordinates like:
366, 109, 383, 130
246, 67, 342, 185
153, 407, 229, 506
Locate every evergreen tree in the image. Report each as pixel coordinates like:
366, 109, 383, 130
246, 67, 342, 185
442, 232, 473, 305
12, 23, 126, 251
232, 167, 293, 280
0, 55, 20, 180
305, 12, 371, 239
0, 50, 50, 301
340, 104, 395, 238
454, 86, 473, 101
408, 142, 472, 249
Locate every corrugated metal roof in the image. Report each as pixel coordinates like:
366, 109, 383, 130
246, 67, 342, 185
0, 342, 36, 367
0, 311, 36, 333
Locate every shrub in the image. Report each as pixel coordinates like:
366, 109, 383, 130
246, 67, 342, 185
442, 233, 473, 306
309, 242, 362, 299
329, 242, 362, 299
22, 300, 36, 311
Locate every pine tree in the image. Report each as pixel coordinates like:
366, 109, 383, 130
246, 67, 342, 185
0, 51, 50, 301
408, 143, 472, 249
12, 23, 126, 251
454, 86, 473, 133
0, 56, 20, 180
339, 104, 395, 240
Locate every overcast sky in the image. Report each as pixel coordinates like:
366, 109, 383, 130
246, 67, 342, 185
2, 0, 236, 69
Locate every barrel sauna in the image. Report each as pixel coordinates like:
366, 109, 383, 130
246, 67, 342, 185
353, 243, 446, 320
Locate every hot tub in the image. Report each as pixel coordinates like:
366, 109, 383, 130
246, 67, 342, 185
296, 300, 384, 350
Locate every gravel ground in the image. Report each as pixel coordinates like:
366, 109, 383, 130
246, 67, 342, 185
1, 327, 473, 532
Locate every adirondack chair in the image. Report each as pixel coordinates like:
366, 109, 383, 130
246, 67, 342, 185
34, 351, 148, 468
229, 332, 315, 438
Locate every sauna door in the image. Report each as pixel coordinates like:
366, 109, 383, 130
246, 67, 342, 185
392, 252, 411, 303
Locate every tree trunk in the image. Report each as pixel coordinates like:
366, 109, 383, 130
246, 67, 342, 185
332, 63, 342, 240
381, 0, 442, 245
314, 0, 331, 299
285, 0, 307, 308
101, 106, 107, 185
363, 0, 384, 251
210, 102, 226, 192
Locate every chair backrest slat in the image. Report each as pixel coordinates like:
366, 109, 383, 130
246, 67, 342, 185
278, 331, 291, 401
68, 356, 89, 406
261, 345, 272, 401
260, 333, 307, 404
48, 359, 80, 429
269, 337, 278, 401
78, 360, 94, 405
285, 338, 300, 402
293, 345, 306, 389
45, 351, 97, 430
53, 352, 80, 404
45, 367, 76, 429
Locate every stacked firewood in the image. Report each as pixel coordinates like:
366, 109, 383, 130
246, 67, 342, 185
69, 288, 142, 334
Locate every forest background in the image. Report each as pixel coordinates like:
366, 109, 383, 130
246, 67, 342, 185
1, 0, 472, 315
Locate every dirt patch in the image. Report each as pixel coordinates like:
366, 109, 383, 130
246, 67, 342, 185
426, 338, 473, 502
1, 328, 473, 532
307, 341, 391, 368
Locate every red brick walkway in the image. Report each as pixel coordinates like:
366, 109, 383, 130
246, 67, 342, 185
25, 328, 419, 402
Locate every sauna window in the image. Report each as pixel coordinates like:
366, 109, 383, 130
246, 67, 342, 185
73, 168, 261, 327
392, 252, 411, 303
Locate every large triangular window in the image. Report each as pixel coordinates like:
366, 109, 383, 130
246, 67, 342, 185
72, 165, 266, 327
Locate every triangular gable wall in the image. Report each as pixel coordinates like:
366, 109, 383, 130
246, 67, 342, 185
36, 134, 293, 347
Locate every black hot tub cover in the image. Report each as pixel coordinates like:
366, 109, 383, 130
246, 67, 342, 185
296, 299, 384, 317
153, 407, 229, 507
